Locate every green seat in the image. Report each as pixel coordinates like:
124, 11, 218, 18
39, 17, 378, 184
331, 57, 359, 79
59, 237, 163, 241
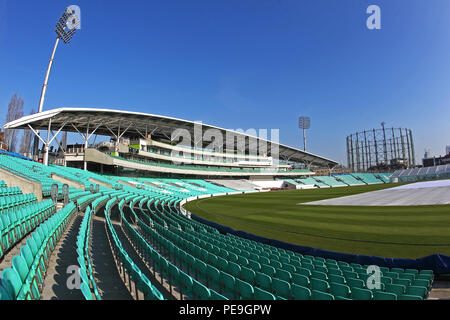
1, 268, 24, 300
311, 289, 334, 300
391, 268, 404, 274
291, 273, 310, 288
227, 261, 241, 278
392, 278, 411, 287
296, 267, 311, 278
206, 264, 221, 291
329, 282, 350, 299
0, 285, 11, 300
351, 287, 373, 300
271, 278, 290, 299
255, 272, 272, 292
235, 278, 254, 300
328, 274, 346, 285
282, 263, 297, 274
406, 286, 428, 299
241, 266, 256, 285
192, 280, 211, 300
291, 284, 311, 300
220, 272, 235, 298
398, 294, 423, 300
260, 264, 276, 277
373, 291, 397, 300
412, 279, 431, 289
385, 283, 405, 296
328, 268, 343, 276
210, 290, 228, 300
80, 282, 93, 300
404, 269, 419, 277
310, 277, 329, 293
398, 273, 415, 282
275, 268, 291, 282
346, 277, 365, 289
179, 271, 193, 299
311, 270, 328, 281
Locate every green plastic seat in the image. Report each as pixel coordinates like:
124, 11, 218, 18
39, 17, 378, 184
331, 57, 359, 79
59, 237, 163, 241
373, 291, 397, 300
260, 264, 276, 277
291, 284, 311, 300
206, 264, 221, 290
192, 280, 211, 300
310, 277, 329, 293
210, 290, 228, 300
311, 289, 334, 300
0, 285, 11, 300
271, 278, 290, 299
80, 282, 93, 300
220, 272, 235, 298
235, 278, 254, 300
346, 277, 365, 289
275, 268, 291, 282
385, 283, 405, 296
253, 286, 276, 300
255, 272, 272, 292
241, 266, 256, 285
179, 271, 193, 299
311, 270, 328, 281
291, 273, 310, 288
329, 282, 350, 299
1, 268, 23, 300
398, 294, 423, 300
227, 261, 241, 278
406, 286, 428, 299
392, 277, 411, 287
328, 274, 346, 285
351, 287, 373, 300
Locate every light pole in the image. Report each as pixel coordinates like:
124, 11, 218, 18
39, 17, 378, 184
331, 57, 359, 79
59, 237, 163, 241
299, 116, 310, 152
34, 6, 80, 165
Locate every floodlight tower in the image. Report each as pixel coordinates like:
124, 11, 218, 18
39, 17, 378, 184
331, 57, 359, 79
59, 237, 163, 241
299, 116, 310, 152
34, 6, 80, 164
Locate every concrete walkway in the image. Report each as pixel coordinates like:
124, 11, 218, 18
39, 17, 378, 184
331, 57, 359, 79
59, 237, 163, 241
41, 214, 84, 300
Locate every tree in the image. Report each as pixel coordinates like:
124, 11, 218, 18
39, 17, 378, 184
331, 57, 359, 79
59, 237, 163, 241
5, 94, 24, 153
19, 108, 35, 156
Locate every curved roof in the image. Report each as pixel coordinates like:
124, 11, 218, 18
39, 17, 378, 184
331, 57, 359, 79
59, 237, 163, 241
4, 107, 338, 166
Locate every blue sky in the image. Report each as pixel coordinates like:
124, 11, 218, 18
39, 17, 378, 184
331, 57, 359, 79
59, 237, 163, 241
1, 0, 450, 165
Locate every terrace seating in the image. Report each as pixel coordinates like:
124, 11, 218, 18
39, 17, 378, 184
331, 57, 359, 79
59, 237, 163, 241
0, 154, 437, 300
0, 202, 77, 300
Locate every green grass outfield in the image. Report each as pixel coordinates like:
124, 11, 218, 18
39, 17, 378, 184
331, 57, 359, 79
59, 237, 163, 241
183, 184, 450, 259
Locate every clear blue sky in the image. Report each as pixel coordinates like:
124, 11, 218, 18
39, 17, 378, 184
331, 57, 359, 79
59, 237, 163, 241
1, 0, 450, 165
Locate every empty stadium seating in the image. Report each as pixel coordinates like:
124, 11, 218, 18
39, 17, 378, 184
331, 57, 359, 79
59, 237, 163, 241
0, 154, 435, 300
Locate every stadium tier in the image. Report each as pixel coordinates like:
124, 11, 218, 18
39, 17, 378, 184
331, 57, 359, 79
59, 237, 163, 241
351, 173, 384, 185
3, 108, 337, 178
333, 174, 365, 186
0, 153, 437, 300
390, 165, 450, 182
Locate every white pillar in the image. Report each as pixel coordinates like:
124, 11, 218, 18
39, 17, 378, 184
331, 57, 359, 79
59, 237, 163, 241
43, 119, 52, 165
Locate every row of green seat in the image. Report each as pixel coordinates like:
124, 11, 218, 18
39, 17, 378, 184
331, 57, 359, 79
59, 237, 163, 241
139, 195, 434, 300
0, 193, 37, 212
103, 197, 164, 300
0, 199, 55, 259
0, 202, 77, 300
77, 206, 101, 300
122, 201, 227, 300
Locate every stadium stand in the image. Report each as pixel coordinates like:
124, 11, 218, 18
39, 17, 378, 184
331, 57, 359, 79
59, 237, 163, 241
390, 165, 450, 182
333, 174, 365, 186
0, 153, 437, 300
351, 173, 384, 184
313, 176, 347, 187
207, 179, 259, 191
